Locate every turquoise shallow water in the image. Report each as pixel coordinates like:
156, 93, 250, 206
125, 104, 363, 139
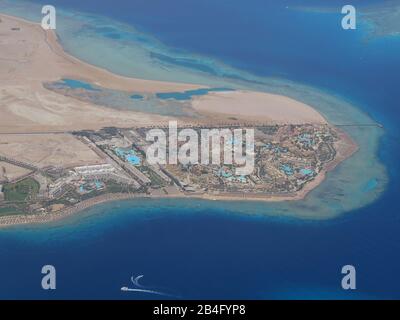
1, 0, 389, 218
46, 78, 197, 116
130, 94, 143, 100
156, 88, 234, 100
0, 0, 399, 299
50, 78, 234, 115
61, 78, 99, 91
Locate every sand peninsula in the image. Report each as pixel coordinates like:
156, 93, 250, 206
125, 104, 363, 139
0, 13, 358, 227
0, 13, 327, 132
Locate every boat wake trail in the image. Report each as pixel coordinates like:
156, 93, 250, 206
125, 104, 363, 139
121, 275, 180, 298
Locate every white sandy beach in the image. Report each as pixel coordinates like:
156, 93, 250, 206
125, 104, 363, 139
192, 90, 327, 124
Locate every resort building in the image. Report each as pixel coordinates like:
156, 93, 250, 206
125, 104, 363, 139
49, 180, 69, 199
74, 164, 116, 177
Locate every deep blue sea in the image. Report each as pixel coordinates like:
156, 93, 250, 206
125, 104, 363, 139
0, 0, 399, 299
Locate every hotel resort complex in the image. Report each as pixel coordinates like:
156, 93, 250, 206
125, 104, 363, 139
0, 123, 345, 221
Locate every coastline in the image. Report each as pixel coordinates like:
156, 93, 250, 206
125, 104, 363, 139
0, 10, 378, 225
0, 1, 398, 301
0, 13, 332, 133
0, 126, 358, 228
0, 13, 202, 93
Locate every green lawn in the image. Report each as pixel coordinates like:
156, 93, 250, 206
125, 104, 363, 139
0, 206, 23, 217
3, 177, 40, 202
106, 181, 126, 193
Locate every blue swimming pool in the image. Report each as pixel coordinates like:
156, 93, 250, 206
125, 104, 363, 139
115, 148, 141, 165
